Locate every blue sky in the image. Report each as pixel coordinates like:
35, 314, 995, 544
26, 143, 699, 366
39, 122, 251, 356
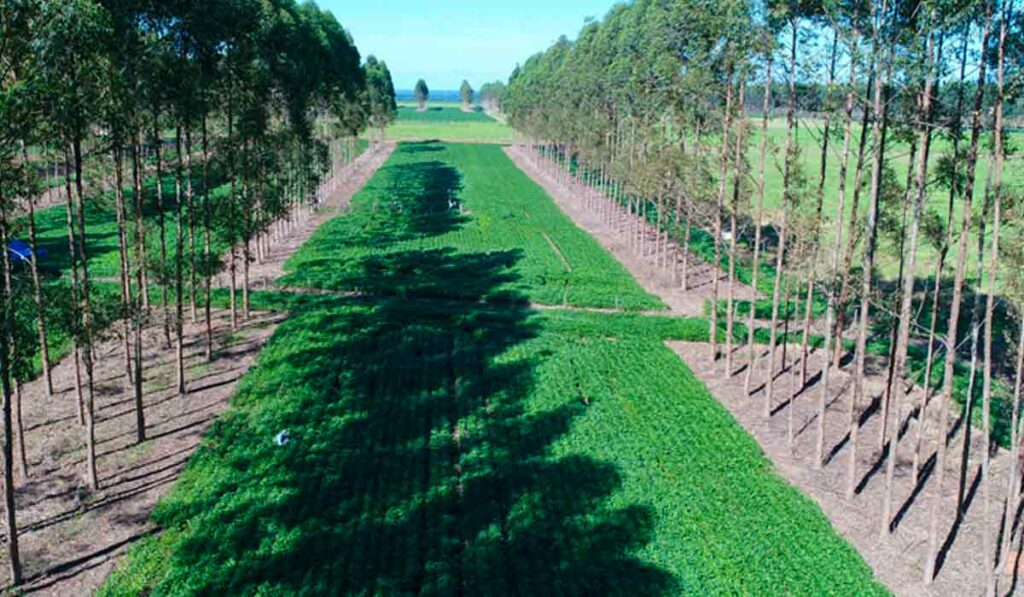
317, 0, 619, 90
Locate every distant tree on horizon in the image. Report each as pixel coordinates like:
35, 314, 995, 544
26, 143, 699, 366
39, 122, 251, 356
414, 79, 430, 110
459, 80, 474, 108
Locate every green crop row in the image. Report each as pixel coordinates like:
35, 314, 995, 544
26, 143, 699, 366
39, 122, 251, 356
279, 142, 664, 311
100, 298, 885, 595
397, 104, 497, 123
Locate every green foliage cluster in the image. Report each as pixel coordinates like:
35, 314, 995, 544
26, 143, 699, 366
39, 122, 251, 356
280, 142, 661, 310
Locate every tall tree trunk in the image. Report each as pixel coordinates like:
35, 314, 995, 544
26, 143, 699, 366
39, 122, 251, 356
725, 81, 746, 376
800, 29, 839, 387
959, 175, 992, 510
744, 52, 772, 399
187, 128, 198, 324
154, 112, 170, 348
711, 67, 734, 362
914, 27, 970, 485
982, 7, 1008, 590
202, 117, 214, 361
766, 22, 798, 416
73, 135, 99, 491
227, 101, 238, 331
62, 148, 84, 425
847, 6, 891, 500
0, 195, 23, 586
20, 142, 53, 397
132, 132, 149, 309
832, 64, 876, 369
113, 141, 135, 393
174, 125, 186, 397
817, 28, 859, 468
130, 135, 146, 443
925, 4, 992, 582
881, 28, 938, 538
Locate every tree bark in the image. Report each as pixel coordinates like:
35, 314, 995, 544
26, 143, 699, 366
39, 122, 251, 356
744, 51, 772, 399
174, 125, 186, 397
914, 26, 970, 486
881, 28, 938, 538
925, 3, 992, 582
62, 148, 84, 425
710, 71, 734, 362
848, 5, 891, 500
766, 22, 798, 416
982, 7, 1008, 590
20, 142, 53, 397
73, 135, 99, 490
0, 194, 23, 585
817, 27, 859, 468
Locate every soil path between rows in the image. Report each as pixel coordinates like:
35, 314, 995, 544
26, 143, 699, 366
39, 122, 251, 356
505, 145, 756, 317
508, 143, 1017, 596
2, 144, 395, 596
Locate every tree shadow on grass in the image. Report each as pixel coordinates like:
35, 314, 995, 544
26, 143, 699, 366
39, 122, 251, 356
127, 148, 676, 594
144, 269, 674, 594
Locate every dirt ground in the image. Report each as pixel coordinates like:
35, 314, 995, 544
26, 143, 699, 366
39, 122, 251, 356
227, 143, 395, 291
510, 143, 1017, 596
505, 145, 757, 316
0, 144, 394, 596
6, 310, 281, 596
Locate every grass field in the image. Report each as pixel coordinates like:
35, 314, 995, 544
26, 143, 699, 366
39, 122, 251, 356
397, 103, 496, 123
750, 118, 1024, 279
384, 102, 513, 143
100, 142, 886, 595
280, 142, 661, 310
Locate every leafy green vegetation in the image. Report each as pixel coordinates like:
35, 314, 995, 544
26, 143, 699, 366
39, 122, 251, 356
397, 103, 496, 123
384, 103, 513, 142
100, 300, 883, 596
101, 137, 886, 595
280, 142, 663, 311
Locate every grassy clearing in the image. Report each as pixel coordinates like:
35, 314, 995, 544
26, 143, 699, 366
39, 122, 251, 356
280, 142, 663, 311
385, 103, 512, 143
397, 103, 496, 123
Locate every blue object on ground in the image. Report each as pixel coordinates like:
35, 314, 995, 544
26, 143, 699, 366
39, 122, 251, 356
6, 240, 46, 264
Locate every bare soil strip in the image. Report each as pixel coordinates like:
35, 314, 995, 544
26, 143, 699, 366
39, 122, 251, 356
508, 143, 1015, 596
0, 143, 395, 596
505, 145, 756, 316
8, 311, 282, 596
672, 342, 1013, 596
219, 143, 396, 291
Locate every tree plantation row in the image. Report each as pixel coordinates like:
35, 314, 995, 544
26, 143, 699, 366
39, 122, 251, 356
501, 0, 1021, 591
0, 0, 397, 586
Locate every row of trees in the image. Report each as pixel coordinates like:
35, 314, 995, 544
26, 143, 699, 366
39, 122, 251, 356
505, 0, 1020, 590
0, 0, 394, 585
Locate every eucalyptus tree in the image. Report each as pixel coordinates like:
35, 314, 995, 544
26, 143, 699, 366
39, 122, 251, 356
880, 1, 944, 538
414, 78, 430, 110
35, 0, 117, 491
0, 0, 39, 581
925, 0, 994, 581
478, 81, 507, 112
459, 80, 474, 108
765, 0, 804, 417
365, 56, 397, 142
